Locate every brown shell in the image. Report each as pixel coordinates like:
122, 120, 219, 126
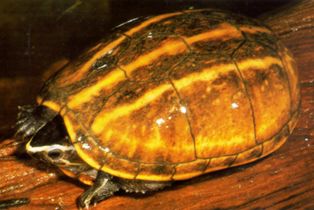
38, 9, 300, 181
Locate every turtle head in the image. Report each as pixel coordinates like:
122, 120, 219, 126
15, 105, 82, 168
25, 114, 78, 167
19, 106, 97, 184
24, 112, 93, 177
26, 135, 76, 167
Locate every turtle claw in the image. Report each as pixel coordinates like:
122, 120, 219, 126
77, 172, 118, 209
15, 106, 37, 141
14, 105, 56, 141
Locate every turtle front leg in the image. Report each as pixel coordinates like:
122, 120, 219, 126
78, 171, 171, 208
15, 105, 57, 140
78, 171, 119, 208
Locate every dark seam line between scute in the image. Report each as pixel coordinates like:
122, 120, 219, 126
232, 59, 258, 145
168, 78, 198, 161
116, 65, 130, 80
231, 33, 258, 145
202, 158, 212, 174
260, 142, 264, 158
133, 162, 141, 180
170, 164, 178, 181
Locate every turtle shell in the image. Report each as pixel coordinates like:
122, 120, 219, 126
38, 9, 300, 181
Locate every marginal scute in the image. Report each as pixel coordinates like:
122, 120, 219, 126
288, 110, 300, 134
136, 163, 175, 181
173, 159, 209, 180
101, 153, 139, 180
233, 144, 263, 165
38, 9, 300, 181
277, 43, 301, 113
207, 156, 237, 170
262, 125, 290, 157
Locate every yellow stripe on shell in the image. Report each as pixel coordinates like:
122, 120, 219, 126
187, 23, 241, 43
68, 23, 241, 108
239, 26, 272, 34
91, 83, 171, 134
66, 12, 183, 86
68, 69, 126, 108
39, 99, 62, 113
92, 56, 283, 135
73, 36, 125, 81
124, 12, 182, 36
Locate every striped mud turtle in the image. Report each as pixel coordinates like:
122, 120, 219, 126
16, 9, 300, 208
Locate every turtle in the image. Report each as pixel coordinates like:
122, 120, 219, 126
16, 9, 300, 208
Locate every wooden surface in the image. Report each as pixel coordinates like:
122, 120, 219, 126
0, 0, 313, 209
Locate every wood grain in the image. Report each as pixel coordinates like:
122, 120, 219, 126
0, 0, 313, 209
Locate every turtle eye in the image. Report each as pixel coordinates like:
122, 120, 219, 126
47, 149, 63, 160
